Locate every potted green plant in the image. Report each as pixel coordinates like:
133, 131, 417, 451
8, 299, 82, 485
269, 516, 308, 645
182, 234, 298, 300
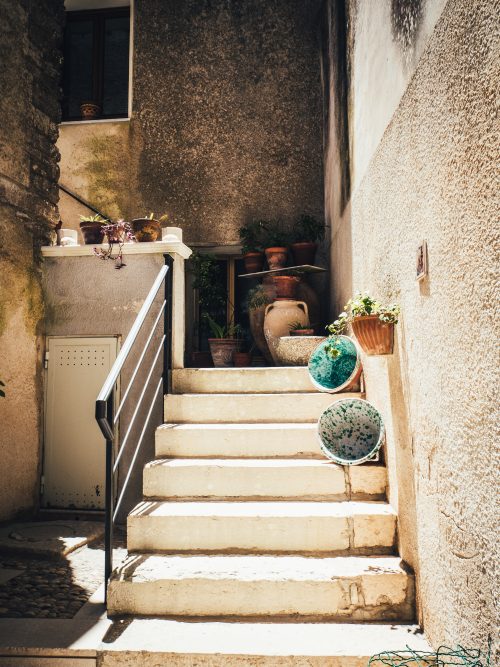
79, 213, 107, 244
291, 214, 325, 265
239, 221, 265, 273
132, 213, 169, 242
93, 219, 136, 269
326, 292, 400, 355
205, 314, 243, 367
262, 220, 291, 270
288, 320, 314, 336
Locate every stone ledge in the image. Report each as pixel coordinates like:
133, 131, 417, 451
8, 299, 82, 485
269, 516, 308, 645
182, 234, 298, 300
41, 240, 192, 260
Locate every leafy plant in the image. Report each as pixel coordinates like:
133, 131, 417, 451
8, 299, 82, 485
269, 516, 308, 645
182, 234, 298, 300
292, 215, 325, 243
288, 320, 309, 332
238, 221, 265, 254
245, 286, 273, 311
93, 219, 135, 269
141, 212, 169, 224
189, 252, 227, 313
204, 313, 243, 339
80, 213, 107, 224
262, 220, 291, 248
325, 292, 400, 358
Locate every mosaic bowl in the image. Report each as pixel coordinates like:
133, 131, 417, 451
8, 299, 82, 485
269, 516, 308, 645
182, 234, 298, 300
317, 398, 384, 465
308, 335, 361, 393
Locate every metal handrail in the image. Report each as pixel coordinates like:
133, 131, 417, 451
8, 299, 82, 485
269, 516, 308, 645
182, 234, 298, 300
95, 254, 174, 599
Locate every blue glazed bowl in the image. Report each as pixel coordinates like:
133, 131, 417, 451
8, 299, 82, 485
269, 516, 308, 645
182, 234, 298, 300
317, 398, 384, 465
308, 335, 361, 393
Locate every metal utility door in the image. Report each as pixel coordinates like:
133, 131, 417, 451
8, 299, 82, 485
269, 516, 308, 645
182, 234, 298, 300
42, 337, 118, 510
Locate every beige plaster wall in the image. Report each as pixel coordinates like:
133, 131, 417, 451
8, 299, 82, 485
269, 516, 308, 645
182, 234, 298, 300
325, 0, 498, 653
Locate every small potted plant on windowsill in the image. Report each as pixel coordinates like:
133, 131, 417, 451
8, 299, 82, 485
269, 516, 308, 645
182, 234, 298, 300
132, 213, 169, 242
205, 314, 243, 367
262, 220, 291, 270
238, 221, 265, 273
80, 214, 107, 244
80, 101, 101, 120
290, 214, 325, 266
326, 293, 400, 355
288, 320, 315, 336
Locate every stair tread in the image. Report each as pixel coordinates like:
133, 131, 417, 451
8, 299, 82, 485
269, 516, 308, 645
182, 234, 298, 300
147, 458, 385, 468
159, 422, 319, 430
112, 554, 409, 582
130, 500, 396, 518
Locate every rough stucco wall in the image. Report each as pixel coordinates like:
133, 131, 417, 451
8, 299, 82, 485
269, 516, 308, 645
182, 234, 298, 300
327, 0, 498, 652
0, 0, 63, 520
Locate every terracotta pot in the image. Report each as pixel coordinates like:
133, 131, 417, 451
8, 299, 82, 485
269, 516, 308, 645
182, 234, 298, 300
265, 247, 287, 270
243, 252, 264, 273
233, 351, 252, 367
208, 338, 243, 367
264, 300, 308, 365
272, 275, 300, 300
191, 351, 213, 368
79, 221, 105, 245
351, 315, 394, 355
290, 328, 314, 336
249, 305, 274, 364
80, 101, 101, 120
291, 241, 317, 266
132, 218, 161, 242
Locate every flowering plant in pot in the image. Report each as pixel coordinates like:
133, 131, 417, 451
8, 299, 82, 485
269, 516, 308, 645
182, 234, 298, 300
238, 221, 265, 273
288, 320, 314, 336
204, 314, 243, 367
93, 219, 136, 269
262, 220, 291, 270
291, 214, 325, 266
132, 213, 169, 242
80, 214, 107, 244
326, 293, 400, 356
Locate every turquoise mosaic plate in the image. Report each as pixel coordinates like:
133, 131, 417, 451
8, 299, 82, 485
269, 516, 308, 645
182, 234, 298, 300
317, 398, 384, 465
308, 335, 361, 393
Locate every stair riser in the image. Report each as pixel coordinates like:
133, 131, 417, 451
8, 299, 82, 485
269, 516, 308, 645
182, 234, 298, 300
127, 514, 396, 553
156, 424, 323, 458
164, 393, 362, 424
172, 367, 319, 394
108, 574, 414, 620
143, 464, 386, 501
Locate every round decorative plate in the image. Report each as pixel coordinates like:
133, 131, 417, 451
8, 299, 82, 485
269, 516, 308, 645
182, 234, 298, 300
317, 398, 384, 465
308, 335, 361, 393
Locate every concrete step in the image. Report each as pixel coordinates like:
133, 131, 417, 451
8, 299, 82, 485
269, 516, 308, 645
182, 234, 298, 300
107, 554, 414, 621
172, 367, 319, 394
127, 501, 396, 554
156, 422, 324, 458
164, 392, 362, 424
95, 620, 431, 666
143, 458, 387, 501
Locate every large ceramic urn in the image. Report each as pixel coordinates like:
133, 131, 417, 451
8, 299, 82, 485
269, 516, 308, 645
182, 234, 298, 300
264, 300, 308, 365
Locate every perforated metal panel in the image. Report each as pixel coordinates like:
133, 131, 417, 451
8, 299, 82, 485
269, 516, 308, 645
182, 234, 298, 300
42, 337, 118, 510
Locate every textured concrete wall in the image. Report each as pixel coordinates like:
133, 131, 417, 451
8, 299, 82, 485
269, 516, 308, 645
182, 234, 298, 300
58, 0, 324, 245
0, 0, 64, 520
325, 0, 499, 653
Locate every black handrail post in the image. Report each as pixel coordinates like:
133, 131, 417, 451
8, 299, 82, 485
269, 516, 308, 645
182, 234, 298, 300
163, 253, 174, 396
104, 391, 115, 601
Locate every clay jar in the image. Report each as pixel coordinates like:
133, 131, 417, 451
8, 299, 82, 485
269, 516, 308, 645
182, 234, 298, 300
265, 247, 287, 270
264, 300, 308, 365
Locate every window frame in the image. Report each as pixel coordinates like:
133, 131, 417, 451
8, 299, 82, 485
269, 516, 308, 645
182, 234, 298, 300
62, 7, 130, 122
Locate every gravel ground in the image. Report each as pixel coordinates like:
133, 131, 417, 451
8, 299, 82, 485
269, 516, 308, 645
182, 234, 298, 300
0, 532, 127, 619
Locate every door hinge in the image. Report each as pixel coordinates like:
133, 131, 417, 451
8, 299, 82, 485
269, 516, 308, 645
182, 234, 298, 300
40, 475, 45, 496
44, 351, 49, 369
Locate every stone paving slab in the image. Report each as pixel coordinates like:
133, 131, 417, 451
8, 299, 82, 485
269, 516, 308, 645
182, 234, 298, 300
0, 522, 104, 559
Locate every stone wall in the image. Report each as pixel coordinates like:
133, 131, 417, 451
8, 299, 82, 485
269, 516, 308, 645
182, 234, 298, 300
0, 0, 64, 520
58, 0, 324, 246
324, 0, 498, 654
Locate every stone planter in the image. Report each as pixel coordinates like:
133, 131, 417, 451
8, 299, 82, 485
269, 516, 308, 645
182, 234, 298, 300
351, 315, 394, 355
208, 338, 242, 367
264, 300, 308, 365
265, 247, 287, 270
275, 335, 326, 366
132, 218, 161, 242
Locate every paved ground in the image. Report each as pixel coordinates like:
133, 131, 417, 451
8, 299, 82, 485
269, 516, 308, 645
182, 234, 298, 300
0, 532, 126, 619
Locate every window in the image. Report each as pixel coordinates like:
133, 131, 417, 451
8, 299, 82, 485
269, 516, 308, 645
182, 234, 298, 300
62, 8, 130, 121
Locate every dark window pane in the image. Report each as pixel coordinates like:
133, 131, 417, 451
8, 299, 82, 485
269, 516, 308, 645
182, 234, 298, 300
102, 16, 129, 117
63, 19, 94, 119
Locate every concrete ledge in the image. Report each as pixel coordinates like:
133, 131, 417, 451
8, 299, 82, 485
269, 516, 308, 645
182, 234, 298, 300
41, 240, 192, 260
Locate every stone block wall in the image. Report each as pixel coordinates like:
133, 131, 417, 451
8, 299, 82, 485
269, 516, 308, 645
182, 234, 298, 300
0, 0, 64, 520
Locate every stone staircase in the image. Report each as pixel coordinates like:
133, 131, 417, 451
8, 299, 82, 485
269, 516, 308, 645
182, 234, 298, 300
107, 367, 422, 664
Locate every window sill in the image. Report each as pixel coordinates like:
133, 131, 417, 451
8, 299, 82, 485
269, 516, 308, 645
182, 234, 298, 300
60, 117, 130, 126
